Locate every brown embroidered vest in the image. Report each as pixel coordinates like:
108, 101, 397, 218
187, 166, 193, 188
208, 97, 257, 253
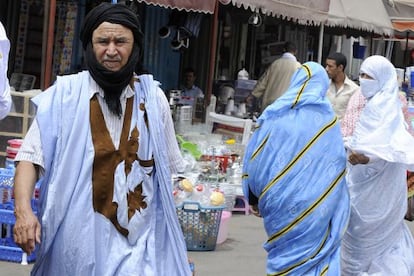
90, 95, 149, 237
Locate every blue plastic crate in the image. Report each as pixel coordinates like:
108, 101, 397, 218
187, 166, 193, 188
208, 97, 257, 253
0, 237, 36, 263
0, 202, 38, 263
0, 168, 14, 204
0, 208, 15, 224
176, 202, 224, 251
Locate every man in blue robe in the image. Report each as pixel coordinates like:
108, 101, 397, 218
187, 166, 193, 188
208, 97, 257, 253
12, 3, 191, 275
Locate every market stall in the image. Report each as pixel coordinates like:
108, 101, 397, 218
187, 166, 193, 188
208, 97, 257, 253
172, 118, 252, 248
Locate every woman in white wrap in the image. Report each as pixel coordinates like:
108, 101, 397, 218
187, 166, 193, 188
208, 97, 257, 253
342, 55, 414, 275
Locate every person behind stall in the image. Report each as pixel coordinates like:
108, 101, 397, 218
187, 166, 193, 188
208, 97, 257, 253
245, 41, 301, 112
242, 62, 350, 275
342, 55, 414, 275
0, 21, 11, 119
181, 67, 203, 99
12, 3, 192, 275
325, 52, 359, 122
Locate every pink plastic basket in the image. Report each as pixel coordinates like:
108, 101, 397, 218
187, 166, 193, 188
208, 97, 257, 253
216, 211, 231, 244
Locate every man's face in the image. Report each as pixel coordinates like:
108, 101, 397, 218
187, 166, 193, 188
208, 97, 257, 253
325, 58, 342, 80
184, 72, 196, 89
92, 22, 134, 71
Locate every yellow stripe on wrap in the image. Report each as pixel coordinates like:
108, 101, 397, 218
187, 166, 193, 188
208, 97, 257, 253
259, 117, 337, 199
267, 168, 345, 244
267, 224, 332, 276
291, 64, 312, 109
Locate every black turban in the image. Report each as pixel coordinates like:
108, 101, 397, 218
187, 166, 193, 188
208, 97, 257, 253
79, 3, 144, 117
80, 2, 143, 54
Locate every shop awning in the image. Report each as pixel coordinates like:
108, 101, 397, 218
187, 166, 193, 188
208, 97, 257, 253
385, 0, 414, 32
326, 0, 394, 36
393, 21, 414, 33
229, 0, 330, 25
383, 0, 414, 41
136, 0, 216, 14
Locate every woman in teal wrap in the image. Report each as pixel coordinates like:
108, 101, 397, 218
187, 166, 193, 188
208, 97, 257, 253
242, 61, 350, 275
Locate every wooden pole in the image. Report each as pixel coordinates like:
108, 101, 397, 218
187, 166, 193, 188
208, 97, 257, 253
205, 0, 219, 107
42, 0, 56, 90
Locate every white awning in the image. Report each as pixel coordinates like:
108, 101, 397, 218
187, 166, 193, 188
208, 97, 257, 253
136, 0, 216, 14
229, 0, 330, 25
326, 0, 394, 36
229, 0, 393, 36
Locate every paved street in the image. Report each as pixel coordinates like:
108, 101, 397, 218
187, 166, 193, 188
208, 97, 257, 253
0, 213, 413, 276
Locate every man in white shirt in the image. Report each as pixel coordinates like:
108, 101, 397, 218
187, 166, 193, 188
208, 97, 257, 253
179, 67, 203, 107
325, 52, 359, 122
181, 67, 203, 99
0, 21, 11, 119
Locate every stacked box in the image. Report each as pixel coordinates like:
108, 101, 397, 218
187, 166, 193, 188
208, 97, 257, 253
0, 168, 37, 263
0, 206, 36, 263
0, 90, 41, 167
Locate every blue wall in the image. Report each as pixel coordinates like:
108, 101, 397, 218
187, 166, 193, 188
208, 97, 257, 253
143, 6, 181, 93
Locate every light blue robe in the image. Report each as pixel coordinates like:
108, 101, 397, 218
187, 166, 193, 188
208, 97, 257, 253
30, 72, 191, 275
243, 62, 350, 275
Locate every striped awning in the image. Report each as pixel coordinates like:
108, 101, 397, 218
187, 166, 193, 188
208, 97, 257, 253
385, 0, 414, 32
136, 0, 216, 14
229, 0, 330, 25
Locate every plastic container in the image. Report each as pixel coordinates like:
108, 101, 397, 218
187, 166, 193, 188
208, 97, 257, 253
7, 139, 23, 148
5, 158, 15, 169
353, 42, 366, 59
237, 68, 249, 80
176, 105, 193, 122
216, 211, 231, 244
411, 71, 414, 88
6, 146, 19, 159
0, 209, 37, 263
176, 201, 224, 251
219, 183, 236, 211
0, 168, 14, 204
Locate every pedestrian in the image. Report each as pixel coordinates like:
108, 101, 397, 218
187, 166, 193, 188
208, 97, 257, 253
0, 20, 11, 119
341, 88, 414, 139
325, 52, 359, 122
246, 41, 301, 112
342, 55, 414, 275
242, 61, 350, 275
12, 3, 192, 275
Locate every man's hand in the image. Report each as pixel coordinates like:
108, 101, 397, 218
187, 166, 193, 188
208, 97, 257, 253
348, 151, 369, 165
13, 207, 41, 255
245, 94, 255, 105
250, 204, 262, 217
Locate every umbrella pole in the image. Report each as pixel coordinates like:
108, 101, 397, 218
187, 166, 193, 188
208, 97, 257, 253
405, 31, 409, 76
403, 32, 411, 96
317, 24, 324, 64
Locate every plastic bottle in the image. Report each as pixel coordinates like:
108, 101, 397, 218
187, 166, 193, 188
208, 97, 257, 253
0, 168, 14, 204
237, 68, 249, 80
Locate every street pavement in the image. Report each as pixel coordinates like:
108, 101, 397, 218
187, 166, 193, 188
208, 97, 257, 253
1, 213, 414, 276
